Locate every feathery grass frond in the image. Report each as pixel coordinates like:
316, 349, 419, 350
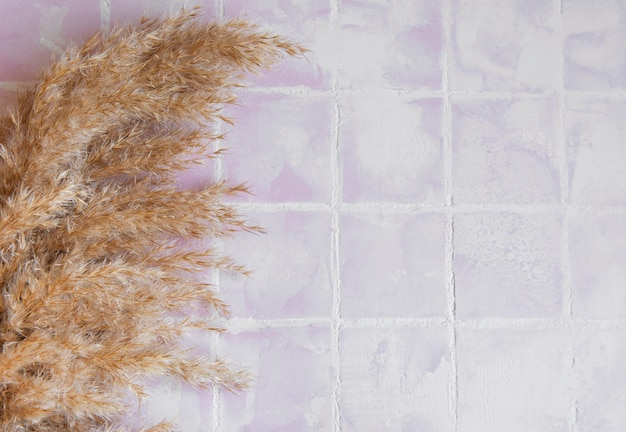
0, 7, 303, 431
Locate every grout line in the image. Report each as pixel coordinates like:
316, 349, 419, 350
211, 240, 224, 432
444, 204, 563, 214
212, 4, 226, 429
219, 84, 626, 99
225, 316, 626, 330
557, 2, 572, 324
237, 87, 557, 98
4, 79, 626, 99
341, 318, 449, 328
330, 91, 344, 432
460, 317, 626, 329
340, 202, 448, 213
329, 1, 342, 431
216, 86, 626, 98
237, 87, 334, 96
458, 317, 571, 329
225, 202, 332, 212
100, 0, 111, 32
557, 2, 577, 431
211, 155, 224, 431
228, 317, 449, 329
442, 0, 458, 430
224, 201, 626, 215
227, 317, 332, 329
215, 0, 224, 18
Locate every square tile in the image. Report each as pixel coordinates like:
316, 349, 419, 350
337, 0, 443, 90
457, 328, 572, 431
220, 325, 335, 431
575, 325, 626, 432
340, 326, 451, 431
221, 211, 333, 319
223, 93, 333, 203
563, 0, 626, 90
566, 96, 626, 205
0, 0, 100, 81
569, 214, 626, 317
452, 97, 560, 204
450, 0, 560, 92
455, 212, 562, 318
224, 0, 333, 89
340, 212, 447, 318
340, 95, 443, 203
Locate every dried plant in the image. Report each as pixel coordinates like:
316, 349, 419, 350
0, 8, 303, 431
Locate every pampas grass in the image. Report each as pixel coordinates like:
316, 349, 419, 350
0, 8, 303, 431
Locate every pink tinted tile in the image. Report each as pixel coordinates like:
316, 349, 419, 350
340, 327, 451, 431
340, 95, 443, 203
224, 0, 332, 89
575, 326, 626, 431
570, 214, 626, 318
222, 211, 332, 319
0, 0, 47, 81
455, 212, 562, 318
0, 88, 18, 114
566, 96, 626, 205
0, 0, 100, 81
223, 93, 333, 203
110, 0, 214, 22
457, 328, 572, 431
341, 212, 447, 318
563, 0, 626, 90
337, 0, 442, 90
220, 325, 334, 431
452, 97, 560, 204
174, 156, 217, 190
450, 0, 560, 92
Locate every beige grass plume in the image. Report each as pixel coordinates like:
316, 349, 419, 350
0, 7, 303, 431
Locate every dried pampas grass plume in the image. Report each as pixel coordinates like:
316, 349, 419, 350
0, 7, 303, 431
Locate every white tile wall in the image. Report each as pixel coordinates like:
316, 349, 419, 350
1, 0, 625, 430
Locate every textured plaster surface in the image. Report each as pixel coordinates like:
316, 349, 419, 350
1, 0, 625, 430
